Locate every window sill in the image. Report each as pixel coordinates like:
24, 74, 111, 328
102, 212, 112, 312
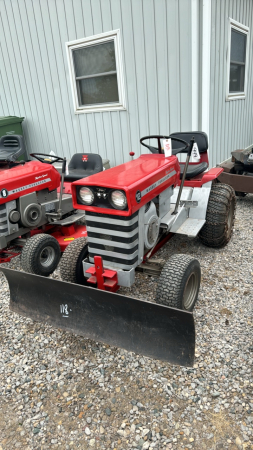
226, 93, 246, 101
74, 104, 127, 114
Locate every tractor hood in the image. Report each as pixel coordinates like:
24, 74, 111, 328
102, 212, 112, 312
0, 161, 61, 205
72, 154, 180, 216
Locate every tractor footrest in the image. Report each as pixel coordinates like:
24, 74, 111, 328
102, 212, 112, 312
176, 218, 205, 236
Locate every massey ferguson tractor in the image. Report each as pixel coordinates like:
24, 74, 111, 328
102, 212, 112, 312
1, 132, 235, 367
0, 150, 103, 274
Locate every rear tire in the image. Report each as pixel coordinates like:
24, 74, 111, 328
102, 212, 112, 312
155, 254, 201, 311
21, 234, 61, 276
199, 183, 235, 248
60, 237, 89, 285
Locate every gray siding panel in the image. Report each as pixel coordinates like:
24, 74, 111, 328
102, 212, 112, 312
0, 0, 193, 166
209, 0, 253, 167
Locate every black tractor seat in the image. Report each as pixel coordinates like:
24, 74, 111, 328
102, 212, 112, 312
179, 162, 208, 179
169, 131, 209, 180
0, 135, 26, 162
64, 153, 103, 182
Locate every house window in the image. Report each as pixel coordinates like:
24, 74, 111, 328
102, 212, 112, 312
66, 30, 126, 113
226, 19, 249, 100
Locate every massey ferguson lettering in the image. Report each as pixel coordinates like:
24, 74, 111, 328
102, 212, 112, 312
141, 170, 176, 197
8, 178, 52, 196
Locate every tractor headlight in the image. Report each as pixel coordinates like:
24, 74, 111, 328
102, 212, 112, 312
110, 190, 127, 210
79, 187, 94, 205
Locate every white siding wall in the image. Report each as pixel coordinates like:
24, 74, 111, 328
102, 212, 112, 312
209, 0, 253, 167
0, 0, 193, 166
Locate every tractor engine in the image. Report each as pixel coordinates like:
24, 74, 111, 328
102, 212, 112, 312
0, 161, 73, 249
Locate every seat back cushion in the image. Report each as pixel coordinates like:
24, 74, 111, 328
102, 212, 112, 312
68, 153, 103, 171
169, 131, 208, 154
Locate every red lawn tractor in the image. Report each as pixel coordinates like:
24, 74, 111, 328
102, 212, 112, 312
0, 151, 103, 275
1, 132, 235, 366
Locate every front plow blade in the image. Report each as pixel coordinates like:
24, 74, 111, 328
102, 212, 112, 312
1, 268, 195, 367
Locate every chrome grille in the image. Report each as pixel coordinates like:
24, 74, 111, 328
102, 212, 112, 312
0, 204, 8, 236
85, 211, 139, 270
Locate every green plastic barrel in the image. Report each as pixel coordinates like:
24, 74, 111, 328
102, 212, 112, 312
0, 116, 26, 161
0, 116, 24, 137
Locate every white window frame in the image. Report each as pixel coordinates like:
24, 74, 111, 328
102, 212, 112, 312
66, 29, 126, 114
226, 18, 249, 101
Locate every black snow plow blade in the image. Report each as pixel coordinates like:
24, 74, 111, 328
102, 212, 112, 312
1, 268, 195, 367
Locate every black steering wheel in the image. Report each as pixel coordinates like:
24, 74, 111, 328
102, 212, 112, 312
140, 135, 189, 155
30, 153, 65, 164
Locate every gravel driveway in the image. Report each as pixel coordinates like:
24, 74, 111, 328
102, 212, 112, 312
0, 195, 252, 450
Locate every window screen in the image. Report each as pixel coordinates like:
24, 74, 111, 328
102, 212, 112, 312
229, 29, 247, 93
73, 41, 119, 106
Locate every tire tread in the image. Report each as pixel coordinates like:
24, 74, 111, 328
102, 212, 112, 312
21, 233, 61, 276
155, 254, 200, 311
60, 237, 88, 284
199, 183, 235, 248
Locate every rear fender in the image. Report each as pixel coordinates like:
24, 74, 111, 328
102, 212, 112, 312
200, 167, 224, 183
183, 167, 224, 188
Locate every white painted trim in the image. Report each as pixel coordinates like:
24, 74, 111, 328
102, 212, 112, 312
65, 29, 127, 114
191, 0, 199, 130
201, 0, 212, 137
226, 18, 249, 102
244, 143, 253, 151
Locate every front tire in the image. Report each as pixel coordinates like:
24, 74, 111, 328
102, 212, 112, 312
199, 183, 235, 248
155, 254, 201, 311
60, 237, 89, 285
21, 234, 61, 276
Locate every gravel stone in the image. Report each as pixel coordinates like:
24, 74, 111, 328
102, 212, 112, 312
0, 196, 252, 449
105, 407, 111, 416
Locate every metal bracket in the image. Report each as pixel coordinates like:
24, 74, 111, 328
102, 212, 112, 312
47, 211, 85, 225
179, 200, 198, 208
136, 259, 164, 277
